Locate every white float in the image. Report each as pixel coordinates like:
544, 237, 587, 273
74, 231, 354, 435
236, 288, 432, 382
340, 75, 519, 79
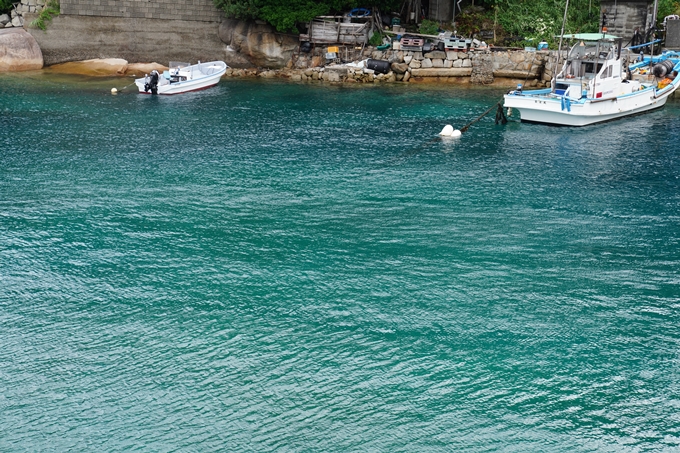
439, 125, 461, 137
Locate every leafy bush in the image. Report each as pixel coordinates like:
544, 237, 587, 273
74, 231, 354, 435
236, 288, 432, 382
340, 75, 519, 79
454, 7, 495, 38
658, 0, 680, 25
369, 31, 382, 46
214, 0, 402, 33
0, 0, 12, 14
31, 0, 60, 31
471, 0, 600, 46
418, 19, 439, 35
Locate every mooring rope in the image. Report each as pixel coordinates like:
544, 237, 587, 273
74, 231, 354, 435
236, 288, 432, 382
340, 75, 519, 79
388, 99, 510, 162
459, 100, 506, 133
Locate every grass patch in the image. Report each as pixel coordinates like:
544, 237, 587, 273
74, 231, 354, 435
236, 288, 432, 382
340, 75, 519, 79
31, 0, 60, 31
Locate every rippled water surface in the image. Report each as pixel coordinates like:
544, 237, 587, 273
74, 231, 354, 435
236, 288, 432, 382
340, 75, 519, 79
1, 74, 680, 452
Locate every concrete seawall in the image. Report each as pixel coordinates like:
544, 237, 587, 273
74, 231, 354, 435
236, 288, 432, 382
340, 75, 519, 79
27, 15, 227, 66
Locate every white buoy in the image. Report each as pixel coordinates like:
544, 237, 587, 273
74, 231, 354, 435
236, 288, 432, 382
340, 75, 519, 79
439, 124, 462, 137
111, 88, 118, 94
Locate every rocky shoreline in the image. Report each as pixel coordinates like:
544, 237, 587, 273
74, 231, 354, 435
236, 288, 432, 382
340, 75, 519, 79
2, 12, 557, 88
224, 47, 553, 88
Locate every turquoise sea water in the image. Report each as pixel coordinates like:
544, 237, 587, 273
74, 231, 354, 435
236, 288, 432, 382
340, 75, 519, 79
1, 74, 680, 452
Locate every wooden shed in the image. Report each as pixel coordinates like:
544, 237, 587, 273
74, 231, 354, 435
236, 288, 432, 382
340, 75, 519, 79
300, 16, 373, 45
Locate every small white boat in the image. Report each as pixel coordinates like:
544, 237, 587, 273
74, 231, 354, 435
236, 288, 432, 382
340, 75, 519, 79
503, 34, 680, 126
135, 61, 227, 95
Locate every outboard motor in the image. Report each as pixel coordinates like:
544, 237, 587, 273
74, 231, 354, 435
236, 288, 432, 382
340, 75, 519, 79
147, 70, 159, 95
652, 59, 675, 78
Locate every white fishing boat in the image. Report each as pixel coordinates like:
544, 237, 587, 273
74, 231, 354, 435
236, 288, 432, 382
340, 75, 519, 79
503, 34, 680, 126
135, 61, 227, 95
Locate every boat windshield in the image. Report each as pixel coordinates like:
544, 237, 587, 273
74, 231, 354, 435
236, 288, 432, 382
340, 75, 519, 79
561, 40, 618, 79
567, 41, 615, 60
169, 62, 191, 69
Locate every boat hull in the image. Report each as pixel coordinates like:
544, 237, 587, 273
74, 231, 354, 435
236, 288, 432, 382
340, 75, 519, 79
134, 61, 227, 95
504, 88, 673, 126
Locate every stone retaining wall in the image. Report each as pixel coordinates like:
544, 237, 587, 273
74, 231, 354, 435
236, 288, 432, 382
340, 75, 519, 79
287, 46, 552, 86
60, 0, 223, 22
226, 48, 561, 87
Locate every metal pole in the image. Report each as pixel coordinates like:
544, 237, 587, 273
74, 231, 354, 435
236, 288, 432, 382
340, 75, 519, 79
555, 0, 570, 90
557, 0, 569, 53
650, 0, 658, 69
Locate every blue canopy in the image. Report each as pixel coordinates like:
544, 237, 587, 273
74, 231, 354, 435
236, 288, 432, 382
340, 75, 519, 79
556, 33, 620, 40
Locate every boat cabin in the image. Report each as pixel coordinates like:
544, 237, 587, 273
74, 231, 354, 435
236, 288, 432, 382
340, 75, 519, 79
555, 35, 639, 100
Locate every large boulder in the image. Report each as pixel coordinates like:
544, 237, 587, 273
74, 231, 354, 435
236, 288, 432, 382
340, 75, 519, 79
390, 62, 408, 74
219, 19, 298, 69
0, 28, 43, 72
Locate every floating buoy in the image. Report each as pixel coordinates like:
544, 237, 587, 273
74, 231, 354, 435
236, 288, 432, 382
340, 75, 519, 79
439, 124, 462, 137
111, 88, 118, 94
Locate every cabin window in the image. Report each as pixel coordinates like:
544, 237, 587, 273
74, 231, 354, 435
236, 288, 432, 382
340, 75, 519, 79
584, 62, 595, 74
600, 66, 608, 79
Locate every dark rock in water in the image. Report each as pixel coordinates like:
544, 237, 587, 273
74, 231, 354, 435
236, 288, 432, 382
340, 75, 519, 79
0, 28, 43, 72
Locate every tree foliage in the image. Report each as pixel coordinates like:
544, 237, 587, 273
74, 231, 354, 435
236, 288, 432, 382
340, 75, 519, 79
30, 0, 60, 31
658, 0, 680, 22
1, 0, 13, 14
452, 0, 600, 46
215, 0, 680, 40
214, 0, 401, 32
493, 0, 599, 41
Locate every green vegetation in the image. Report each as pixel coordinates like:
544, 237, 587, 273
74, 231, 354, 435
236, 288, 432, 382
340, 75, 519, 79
214, 0, 400, 32
30, 0, 60, 31
418, 19, 439, 36
214, 0, 680, 44
369, 31, 383, 46
454, 0, 600, 47
659, 0, 680, 23
455, 0, 680, 47
1, 0, 12, 14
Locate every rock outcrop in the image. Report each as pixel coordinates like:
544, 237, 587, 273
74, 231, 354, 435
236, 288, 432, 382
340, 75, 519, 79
0, 28, 43, 71
219, 19, 298, 69
47, 57, 129, 76
44, 58, 168, 76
